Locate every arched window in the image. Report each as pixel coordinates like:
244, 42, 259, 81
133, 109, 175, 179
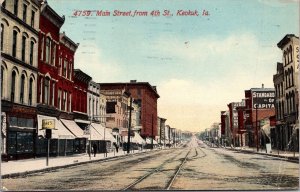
11, 71, 16, 102
1, 24, 4, 51
20, 74, 25, 104
29, 41, 34, 65
288, 69, 291, 88
44, 77, 50, 104
12, 30, 18, 57
285, 70, 288, 88
289, 45, 293, 62
22, 35, 26, 62
28, 78, 33, 105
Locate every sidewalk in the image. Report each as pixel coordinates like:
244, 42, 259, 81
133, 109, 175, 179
225, 146, 299, 162
1, 148, 158, 178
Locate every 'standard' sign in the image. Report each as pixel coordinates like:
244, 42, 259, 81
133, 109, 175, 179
252, 91, 275, 109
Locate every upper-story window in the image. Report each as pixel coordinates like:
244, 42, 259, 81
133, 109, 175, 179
28, 78, 33, 106
1, 24, 4, 51
44, 77, 50, 104
58, 89, 61, 110
52, 45, 56, 65
21, 35, 26, 62
22, 4, 27, 23
30, 41, 34, 65
11, 71, 16, 102
45, 37, 51, 64
1, 66, 4, 98
40, 36, 44, 60
12, 30, 18, 57
68, 63, 72, 80
20, 74, 25, 104
63, 60, 67, 77
14, 0, 18, 16
31, 10, 35, 28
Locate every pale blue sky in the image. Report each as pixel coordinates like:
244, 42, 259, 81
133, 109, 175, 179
48, 0, 299, 132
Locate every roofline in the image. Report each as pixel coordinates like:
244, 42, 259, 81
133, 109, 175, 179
277, 34, 299, 49
99, 82, 160, 98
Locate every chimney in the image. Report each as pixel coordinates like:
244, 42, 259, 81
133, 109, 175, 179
262, 84, 264, 88
130, 80, 137, 83
152, 86, 157, 91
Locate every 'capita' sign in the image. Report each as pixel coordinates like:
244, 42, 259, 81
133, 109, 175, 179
42, 119, 55, 129
252, 91, 275, 109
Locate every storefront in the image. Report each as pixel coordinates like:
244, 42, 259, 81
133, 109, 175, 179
91, 123, 116, 153
60, 119, 89, 154
36, 115, 75, 157
2, 104, 37, 161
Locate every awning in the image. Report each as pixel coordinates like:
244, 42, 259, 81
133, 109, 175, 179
146, 138, 158, 145
91, 123, 116, 143
60, 119, 89, 138
88, 125, 104, 141
74, 119, 90, 124
132, 132, 146, 144
37, 115, 75, 139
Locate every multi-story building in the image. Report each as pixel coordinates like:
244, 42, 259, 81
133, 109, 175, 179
227, 100, 245, 147
87, 80, 100, 121
244, 86, 275, 148
157, 117, 166, 144
1, 0, 40, 160
58, 32, 78, 120
100, 80, 160, 139
99, 92, 107, 125
274, 34, 299, 151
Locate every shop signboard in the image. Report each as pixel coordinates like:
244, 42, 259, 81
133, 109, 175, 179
252, 91, 275, 109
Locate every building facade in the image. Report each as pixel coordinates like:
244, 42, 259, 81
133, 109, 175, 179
1, 0, 40, 160
87, 80, 100, 121
274, 34, 299, 151
100, 80, 159, 139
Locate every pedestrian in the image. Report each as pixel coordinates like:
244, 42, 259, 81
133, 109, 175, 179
92, 143, 97, 157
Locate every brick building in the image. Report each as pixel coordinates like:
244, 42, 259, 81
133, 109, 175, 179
100, 80, 159, 138
244, 86, 275, 148
273, 34, 299, 151
227, 101, 245, 147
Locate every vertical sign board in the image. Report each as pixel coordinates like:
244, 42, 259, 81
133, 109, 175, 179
295, 45, 299, 71
232, 101, 245, 129
252, 91, 275, 109
42, 119, 55, 166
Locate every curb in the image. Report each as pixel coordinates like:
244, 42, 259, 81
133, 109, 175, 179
226, 148, 299, 163
1, 149, 158, 179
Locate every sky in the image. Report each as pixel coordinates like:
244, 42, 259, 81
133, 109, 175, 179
47, 0, 299, 132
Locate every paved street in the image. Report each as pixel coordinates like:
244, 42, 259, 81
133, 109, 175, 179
2, 137, 299, 191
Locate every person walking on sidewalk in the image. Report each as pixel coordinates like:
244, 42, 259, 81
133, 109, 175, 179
92, 143, 97, 157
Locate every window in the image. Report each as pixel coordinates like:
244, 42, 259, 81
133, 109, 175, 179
51, 82, 55, 106
45, 37, 51, 64
63, 60, 67, 77
92, 99, 95, 117
22, 4, 27, 22
40, 36, 44, 60
29, 41, 34, 65
11, 71, 16, 102
69, 93, 72, 112
1, 66, 4, 97
63, 91, 67, 111
52, 45, 56, 65
1, 24, 3, 51
31, 10, 35, 27
20, 74, 25, 104
39, 78, 42, 103
58, 89, 61, 110
69, 63, 72, 80
89, 98, 91, 115
22, 36, 26, 62
12, 30, 18, 57
28, 78, 33, 105
14, 0, 18, 15
44, 77, 50, 104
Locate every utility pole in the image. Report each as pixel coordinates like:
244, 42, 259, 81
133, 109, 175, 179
256, 106, 259, 152
127, 95, 132, 154
151, 114, 154, 149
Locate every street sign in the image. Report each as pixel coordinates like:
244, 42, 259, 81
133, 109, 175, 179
42, 119, 55, 129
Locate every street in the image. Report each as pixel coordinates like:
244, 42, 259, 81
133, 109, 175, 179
2, 137, 299, 191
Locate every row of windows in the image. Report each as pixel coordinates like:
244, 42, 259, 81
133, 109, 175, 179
284, 67, 294, 89
1, 67, 35, 106
88, 97, 99, 118
275, 82, 284, 98
283, 45, 293, 66
2, 0, 36, 28
40, 36, 56, 66
1, 24, 37, 65
59, 57, 72, 80
276, 91, 297, 120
